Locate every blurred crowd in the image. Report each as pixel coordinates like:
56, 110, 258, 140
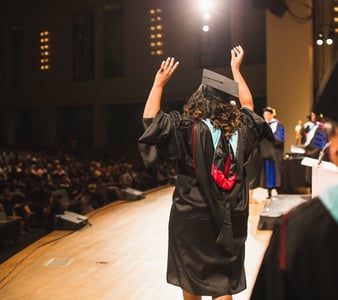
0, 148, 177, 234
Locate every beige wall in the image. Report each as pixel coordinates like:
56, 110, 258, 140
266, 11, 313, 153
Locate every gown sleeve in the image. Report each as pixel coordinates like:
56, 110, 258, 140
240, 108, 275, 160
138, 110, 180, 168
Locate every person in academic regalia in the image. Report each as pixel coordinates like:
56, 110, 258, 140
302, 111, 329, 158
251, 58, 338, 300
259, 106, 285, 198
138, 46, 274, 300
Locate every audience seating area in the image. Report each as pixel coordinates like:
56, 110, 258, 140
0, 147, 177, 261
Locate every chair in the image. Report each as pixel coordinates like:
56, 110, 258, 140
0, 203, 20, 244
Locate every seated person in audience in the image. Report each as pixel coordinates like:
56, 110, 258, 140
87, 183, 105, 210
43, 191, 66, 233
0, 185, 32, 234
120, 162, 141, 189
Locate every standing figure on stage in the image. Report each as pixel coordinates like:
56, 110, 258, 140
261, 107, 286, 198
251, 58, 338, 300
138, 46, 273, 300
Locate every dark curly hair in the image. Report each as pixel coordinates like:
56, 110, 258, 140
184, 84, 240, 138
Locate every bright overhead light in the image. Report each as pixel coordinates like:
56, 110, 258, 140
316, 32, 324, 46
326, 30, 334, 45
203, 12, 210, 20
202, 25, 209, 32
199, 0, 213, 12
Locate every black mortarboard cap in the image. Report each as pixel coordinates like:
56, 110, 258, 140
314, 57, 338, 122
202, 69, 239, 103
262, 106, 276, 115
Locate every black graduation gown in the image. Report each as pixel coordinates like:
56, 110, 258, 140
251, 197, 338, 300
138, 108, 273, 296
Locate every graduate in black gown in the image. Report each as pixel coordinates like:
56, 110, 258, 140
251, 58, 338, 300
138, 46, 274, 300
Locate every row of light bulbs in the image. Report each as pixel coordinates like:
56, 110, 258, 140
40, 31, 50, 70
149, 8, 163, 56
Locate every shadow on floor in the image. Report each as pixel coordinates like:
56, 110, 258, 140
0, 228, 47, 264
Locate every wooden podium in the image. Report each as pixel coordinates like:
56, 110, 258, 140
301, 157, 338, 197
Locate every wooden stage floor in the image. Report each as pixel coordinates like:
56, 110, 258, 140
0, 186, 272, 300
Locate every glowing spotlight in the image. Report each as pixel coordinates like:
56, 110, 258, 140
326, 31, 334, 45
199, 0, 213, 12
316, 32, 324, 46
202, 25, 210, 32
